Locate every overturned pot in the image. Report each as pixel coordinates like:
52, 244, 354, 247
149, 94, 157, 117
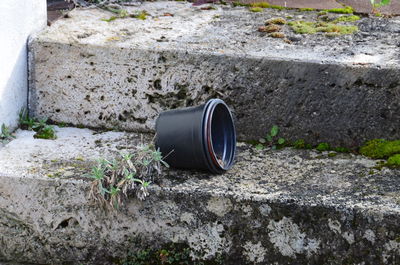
155, 99, 236, 174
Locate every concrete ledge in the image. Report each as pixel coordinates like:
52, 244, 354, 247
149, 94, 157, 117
29, 2, 400, 147
1, 127, 400, 264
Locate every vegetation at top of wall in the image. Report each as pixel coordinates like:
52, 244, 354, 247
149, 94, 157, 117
88, 144, 169, 210
0, 124, 15, 144
19, 110, 57, 140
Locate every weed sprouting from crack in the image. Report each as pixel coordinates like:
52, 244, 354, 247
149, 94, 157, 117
19, 109, 56, 139
0, 124, 15, 144
88, 144, 169, 210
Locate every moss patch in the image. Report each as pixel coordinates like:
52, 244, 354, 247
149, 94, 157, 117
250, 2, 270, 8
265, 17, 287, 25
387, 154, 400, 168
259, 24, 281, 32
333, 15, 361, 23
270, 32, 285, 38
292, 139, 313, 149
360, 139, 400, 159
288, 21, 358, 35
299, 8, 315, 11
249, 7, 263, 12
324, 6, 354, 14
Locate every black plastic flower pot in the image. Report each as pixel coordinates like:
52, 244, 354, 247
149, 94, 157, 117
155, 99, 236, 174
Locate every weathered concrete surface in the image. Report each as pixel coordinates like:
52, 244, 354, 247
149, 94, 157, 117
1, 127, 400, 264
29, 2, 400, 147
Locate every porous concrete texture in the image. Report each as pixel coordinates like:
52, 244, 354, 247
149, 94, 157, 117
1, 127, 400, 264
0, 0, 47, 130
29, 2, 400, 148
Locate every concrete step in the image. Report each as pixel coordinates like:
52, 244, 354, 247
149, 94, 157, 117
0, 127, 400, 264
29, 2, 400, 147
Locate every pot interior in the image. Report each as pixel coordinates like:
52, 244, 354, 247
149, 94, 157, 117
210, 103, 236, 169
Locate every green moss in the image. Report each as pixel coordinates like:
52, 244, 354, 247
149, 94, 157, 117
293, 139, 313, 149
328, 152, 337, 157
334, 147, 349, 153
324, 6, 354, 14
251, 2, 270, 8
232, 2, 249, 7
316, 142, 330, 152
299, 8, 315, 11
249, 7, 263, 12
265, 17, 287, 25
318, 11, 328, 16
360, 139, 400, 159
288, 21, 317, 34
269, 5, 285, 10
333, 15, 360, 23
288, 21, 358, 34
316, 23, 358, 34
387, 154, 400, 168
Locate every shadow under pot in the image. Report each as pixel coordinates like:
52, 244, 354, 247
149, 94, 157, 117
155, 99, 236, 174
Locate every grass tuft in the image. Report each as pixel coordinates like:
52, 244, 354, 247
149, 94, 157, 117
88, 144, 169, 210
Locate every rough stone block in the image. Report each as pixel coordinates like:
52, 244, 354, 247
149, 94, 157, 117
29, 2, 400, 147
0, 127, 400, 264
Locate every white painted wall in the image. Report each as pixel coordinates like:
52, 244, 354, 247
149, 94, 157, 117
0, 0, 47, 130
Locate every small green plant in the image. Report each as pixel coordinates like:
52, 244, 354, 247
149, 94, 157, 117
19, 109, 57, 139
316, 142, 330, 152
0, 124, 15, 144
255, 125, 285, 150
88, 144, 169, 210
